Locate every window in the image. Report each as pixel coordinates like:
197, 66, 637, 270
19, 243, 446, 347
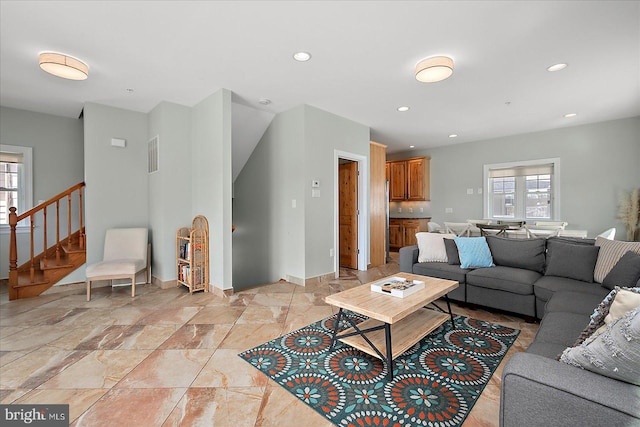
483, 158, 560, 221
0, 145, 33, 226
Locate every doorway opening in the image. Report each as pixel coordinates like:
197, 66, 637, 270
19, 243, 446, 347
334, 150, 368, 276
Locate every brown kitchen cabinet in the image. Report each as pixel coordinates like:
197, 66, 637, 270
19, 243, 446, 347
389, 218, 430, 250
387, 157, 430, 201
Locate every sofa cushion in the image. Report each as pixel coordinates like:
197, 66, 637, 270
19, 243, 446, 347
443, 238, 460, 265
454, 236, 495, 269
544, 291, 608, 316
416, 232, 456, 263
545, 239, 599, 282
526, 341, 569, 359
602, 251, 640, 290
594, 236, 640, 283
534, 311, 589, 346
486, 235, 546, 273
560, 307, 640, 386
412, 262, 470, 284
534, 275, 608, 303
466, 266, 540, 295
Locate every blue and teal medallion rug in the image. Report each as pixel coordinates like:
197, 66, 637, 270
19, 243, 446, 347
239, 313, 519, 427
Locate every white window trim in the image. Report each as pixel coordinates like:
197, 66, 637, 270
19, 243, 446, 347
0, 144, 33, 232
483, 157, 561, 221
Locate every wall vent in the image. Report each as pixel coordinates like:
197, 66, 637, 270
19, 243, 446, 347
148, 135, 159, 173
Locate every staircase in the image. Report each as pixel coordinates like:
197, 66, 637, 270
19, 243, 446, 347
8, 182, 86, 300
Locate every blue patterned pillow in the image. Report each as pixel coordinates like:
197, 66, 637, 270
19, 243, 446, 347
453, 237, 495, 269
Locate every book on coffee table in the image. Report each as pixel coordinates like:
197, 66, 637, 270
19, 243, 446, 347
370, 277, 425, 298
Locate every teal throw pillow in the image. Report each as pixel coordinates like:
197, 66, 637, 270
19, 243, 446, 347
453, 237, 495, 269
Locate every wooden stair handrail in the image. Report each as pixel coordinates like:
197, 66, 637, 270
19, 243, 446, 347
8, 181, 86, 300
15, 181, 85, 222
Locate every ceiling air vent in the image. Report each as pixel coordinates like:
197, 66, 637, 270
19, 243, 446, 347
148, 135, 159, 174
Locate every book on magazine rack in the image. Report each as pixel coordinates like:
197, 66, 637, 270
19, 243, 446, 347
370, 277, 425, 298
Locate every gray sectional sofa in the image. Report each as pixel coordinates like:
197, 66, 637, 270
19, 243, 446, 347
399, 235, 640, 426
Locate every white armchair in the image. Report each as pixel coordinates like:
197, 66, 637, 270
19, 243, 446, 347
86, 228, 150, 301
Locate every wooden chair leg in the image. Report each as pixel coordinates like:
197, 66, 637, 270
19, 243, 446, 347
131, 274, 136, 297
86, 280, 91, 301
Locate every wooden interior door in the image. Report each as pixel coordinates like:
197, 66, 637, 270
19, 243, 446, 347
339, 161, 358, 269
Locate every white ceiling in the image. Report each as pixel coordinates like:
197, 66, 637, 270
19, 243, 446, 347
1, 1, 639, 154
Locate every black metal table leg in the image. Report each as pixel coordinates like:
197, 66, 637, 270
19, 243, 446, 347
445, 294, 455, 328
384, 323, 393, 380
330, 308, 344, 350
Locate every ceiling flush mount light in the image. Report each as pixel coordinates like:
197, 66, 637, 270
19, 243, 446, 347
258, 98, 272, 105
39, 52, 88, 80
397, 106, 409, 112
448, 134, 458, 138
564, 113, 577, 118
293, 51, 311, 62
409, 145, 415, 148
547, 63, 568, 72
415, 56, 454, 83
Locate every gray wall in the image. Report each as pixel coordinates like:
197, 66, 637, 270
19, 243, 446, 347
233, 106, 305, 289
389, 116, 640, 239
83, 103, 149, 265
148, 101, 192, 281
0, 107, 84, 282
191, 89, 233, 290
304, 105, 370, 278
232, 105, 369, 290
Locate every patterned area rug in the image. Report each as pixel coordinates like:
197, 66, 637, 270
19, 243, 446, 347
239, 312, 519, 426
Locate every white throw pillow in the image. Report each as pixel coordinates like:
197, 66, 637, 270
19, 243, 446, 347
416, 232, 455, 263
593, 288, 640, 336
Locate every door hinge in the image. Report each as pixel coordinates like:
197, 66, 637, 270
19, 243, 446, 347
357, 249, 360, 254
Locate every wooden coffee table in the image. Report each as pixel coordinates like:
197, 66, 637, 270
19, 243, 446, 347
325, 272, 458, 380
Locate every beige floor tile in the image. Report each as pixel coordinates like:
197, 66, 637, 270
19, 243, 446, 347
0, 325, 72, 351
235, 306, 288, 324
1, 347, 90, 389
249, 292, 294, 307
38, 349, 152, 389
159, 324, 232, 350
15, 388, 109, 423
136, 306, 201, 325
192, 348, 269, 388
117, 349, 213, 388
187, 306, 246, 324
73, 388, 187, 427
101, 324, 178, 350
219, 324, 285, 349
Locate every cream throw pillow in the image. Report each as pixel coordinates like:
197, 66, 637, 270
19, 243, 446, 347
594, 236, 640, 283
593, 289, 640, 336
417, 232, 456, 263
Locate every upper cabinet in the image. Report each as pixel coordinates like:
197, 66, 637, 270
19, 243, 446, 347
387, 156, 430, 201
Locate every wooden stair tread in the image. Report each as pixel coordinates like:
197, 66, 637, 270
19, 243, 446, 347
15, 271, 49, 287
40, 257, 74, 270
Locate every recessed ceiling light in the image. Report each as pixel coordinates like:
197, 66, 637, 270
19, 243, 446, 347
564, 113, 577, 118
258, 98, 272, 105
449, 134, 458, 138
293, 51, 311, 62
397, 106, 409, 112
547, 63, 568, 72
409, 145, 415, 148
125, 88, 134, 93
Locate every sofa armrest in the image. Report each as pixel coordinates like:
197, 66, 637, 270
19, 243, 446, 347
399, 245, 419, 273
500, 352, 640, 427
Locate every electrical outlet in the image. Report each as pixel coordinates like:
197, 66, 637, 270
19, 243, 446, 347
420, 207, 424, 213
445, 208, 453, 213
398, 207, 402, 213
409, 208, 413, 213
467, 188, 474, 195
329, 248, 334, 257
477, 188, 483, 194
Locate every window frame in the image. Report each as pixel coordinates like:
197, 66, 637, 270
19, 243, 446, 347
0, 144, 33, 231
483, 158, 561, 221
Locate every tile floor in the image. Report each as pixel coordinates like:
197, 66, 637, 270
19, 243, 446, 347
0, 258, 538, 426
